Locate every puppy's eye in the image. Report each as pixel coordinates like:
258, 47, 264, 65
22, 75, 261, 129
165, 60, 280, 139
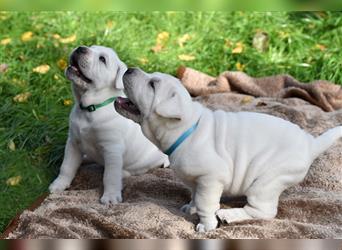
99, 56, 106, 64
149, 80, 155, 90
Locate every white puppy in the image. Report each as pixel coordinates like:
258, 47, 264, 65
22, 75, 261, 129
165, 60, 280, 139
49, 46, 168, 205
114, 68, 342, 232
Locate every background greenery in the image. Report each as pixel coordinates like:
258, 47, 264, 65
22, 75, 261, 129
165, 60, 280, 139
0, 11, 341, 233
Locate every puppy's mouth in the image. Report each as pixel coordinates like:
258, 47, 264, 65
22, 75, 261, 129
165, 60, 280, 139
67, 57, 92, 83
114, 97, 141, 116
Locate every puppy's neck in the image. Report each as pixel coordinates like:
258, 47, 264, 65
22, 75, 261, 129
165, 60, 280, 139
73, 85, 125, 107
147, 101, 203, 154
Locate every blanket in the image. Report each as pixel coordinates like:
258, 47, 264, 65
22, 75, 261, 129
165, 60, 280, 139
2, 74, 341, 239
177, 66, 342, 112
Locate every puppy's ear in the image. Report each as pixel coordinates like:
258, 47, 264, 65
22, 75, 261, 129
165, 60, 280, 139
155, 93, 182, 120
113, 59, 127, 89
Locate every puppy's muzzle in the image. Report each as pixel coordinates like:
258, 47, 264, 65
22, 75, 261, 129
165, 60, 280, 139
123, 67, 139, 90
75, 46, 88, 54
125, 67, 138, 75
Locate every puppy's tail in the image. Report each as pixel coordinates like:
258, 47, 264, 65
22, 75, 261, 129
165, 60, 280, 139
311, 126, 342, 159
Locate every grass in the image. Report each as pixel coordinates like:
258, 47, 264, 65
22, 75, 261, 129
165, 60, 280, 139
1, 11, 342, 233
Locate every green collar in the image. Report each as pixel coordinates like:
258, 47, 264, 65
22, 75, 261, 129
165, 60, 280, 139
79, 96, 117, 112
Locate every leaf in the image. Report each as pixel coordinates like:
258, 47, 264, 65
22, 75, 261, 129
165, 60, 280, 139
0, 38, 11, 45
59, 34, 76, 44
232, 42, 244, 54
0, 63, 8, 73
178, 34, 191, 47
156, 31, 169, 46
278, 31, 289, 39
6, 176, 22, 186
52, 34, 61, 40
235, 62, 245, 71
13, 92, 31, 103
240, 96, 253, 105
151, 44, 163, 53
178, 54, 196, 61
252, 31, 269, 52
315, 44, 326, 51
8, 139, 15, 151
224, 39, 233, 48
106, 20, 116, 29
104, 20, 116, 36
138, 57, 149, 65
63, 99, 73, 106
21, 31, 34, 42
57, 59, 67, 70
151, 31, 169, 53
33, 64, 50, 74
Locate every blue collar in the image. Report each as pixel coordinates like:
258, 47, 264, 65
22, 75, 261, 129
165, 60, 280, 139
164, 119, 200, 156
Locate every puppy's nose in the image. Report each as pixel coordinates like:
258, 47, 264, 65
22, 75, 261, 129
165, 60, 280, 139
76, 46, 88, 54
125, 68, 137, 75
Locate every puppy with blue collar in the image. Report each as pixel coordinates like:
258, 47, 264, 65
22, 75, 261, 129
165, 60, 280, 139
49, 46, 169, 205
114, 67, 342, 232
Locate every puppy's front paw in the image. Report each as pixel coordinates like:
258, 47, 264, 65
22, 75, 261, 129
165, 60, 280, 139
49, 177, 70, 193
195, 220, 218, 233
100, 192, 123, 205
180, 203, 197, 215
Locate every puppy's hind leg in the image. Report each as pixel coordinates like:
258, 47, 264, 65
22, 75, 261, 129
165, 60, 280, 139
217, 174, 294, 224
180, 185, 197, 215
49, 137, 82, 193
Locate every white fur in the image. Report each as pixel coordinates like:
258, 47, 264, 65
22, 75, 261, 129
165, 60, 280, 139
116, 68, 341, 231
49, 46, 168, 205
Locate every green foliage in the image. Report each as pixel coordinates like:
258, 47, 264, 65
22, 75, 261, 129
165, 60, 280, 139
0, 11, 341, 233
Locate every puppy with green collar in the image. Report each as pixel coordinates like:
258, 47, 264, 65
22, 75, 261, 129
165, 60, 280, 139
49, 46, 168, 205
115, 67, 341, 232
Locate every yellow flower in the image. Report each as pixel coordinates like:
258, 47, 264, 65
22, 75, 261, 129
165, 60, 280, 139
13, 92, 31, 103
178, 54, 196, 61
33, 64, 50, 74
59, 34, 76, 44
57, 59, 67, 70
6, 176, 22, 186
1, 38, 11, 45
21, 31, 34, 42
63, 99, 73, 106
178, 34, 191, 47
232, 42, 244, 54
8, 139, 15, 151
235, 62, 245, 71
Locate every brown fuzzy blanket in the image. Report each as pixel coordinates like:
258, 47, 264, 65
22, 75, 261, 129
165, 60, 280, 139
177, 66, 342, 112
2, 76, 342, 239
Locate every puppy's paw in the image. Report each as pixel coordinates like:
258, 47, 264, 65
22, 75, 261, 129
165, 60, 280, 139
216, 208, 252, 223
100, 192, 123, 205
180, 203, 197, 215
49, 178, 70, 193
195, 220, 218, 233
